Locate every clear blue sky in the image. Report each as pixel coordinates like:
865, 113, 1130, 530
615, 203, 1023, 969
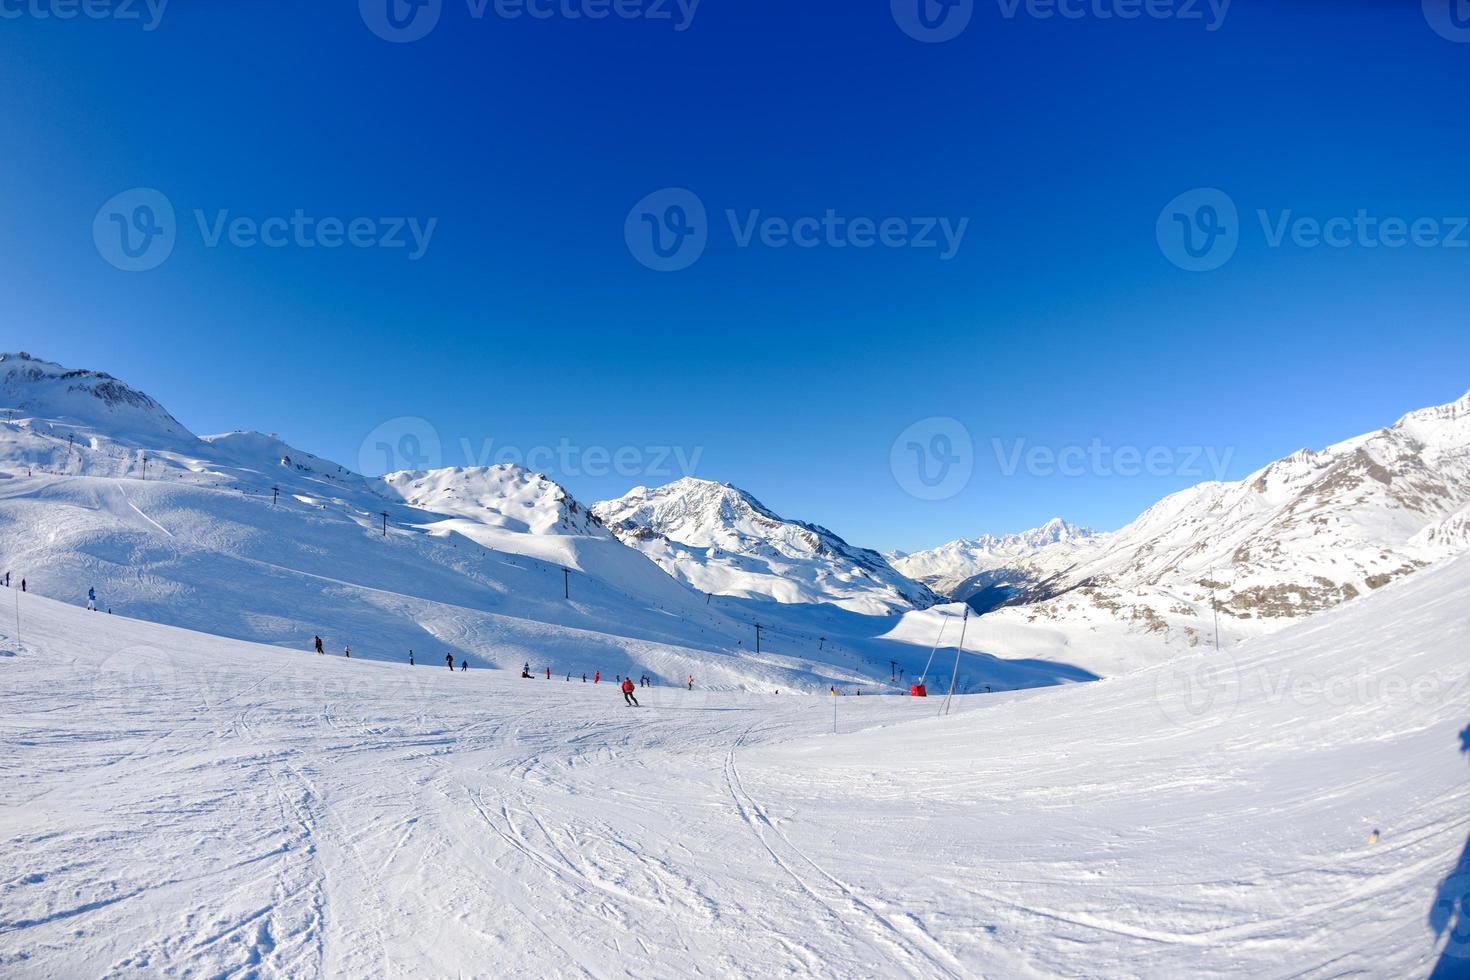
3, 1, 1467, 552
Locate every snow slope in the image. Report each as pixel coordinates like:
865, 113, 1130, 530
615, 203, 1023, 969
892, 518, 1097, 609
2, 543, 1466, 977
592, 477, 940, 615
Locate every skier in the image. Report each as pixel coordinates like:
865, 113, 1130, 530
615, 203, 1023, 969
344, 644, 351, 658
446, 652, 455, 671
314, 635, 324, 655
687, 675, 693, 691
409, 650, 415, 666
21, 578, 26, 592
594, 670, 600, 684
87, 587, 96, 611
621, 677, 639, 707
460, 659, 468, 672
582, 672, 587, 683
545, 667, 550, 680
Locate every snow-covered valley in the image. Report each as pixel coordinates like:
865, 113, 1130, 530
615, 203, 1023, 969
2, 351, 1469, 978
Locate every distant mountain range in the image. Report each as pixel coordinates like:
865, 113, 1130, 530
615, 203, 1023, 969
2, 349, 1467, 684
892, 518, 1096, 611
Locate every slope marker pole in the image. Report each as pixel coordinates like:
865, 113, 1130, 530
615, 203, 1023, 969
1211, 566, 1221, 652
940, 607, 970, 717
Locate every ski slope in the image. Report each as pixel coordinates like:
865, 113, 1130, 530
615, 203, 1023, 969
3, 549, 1467, 978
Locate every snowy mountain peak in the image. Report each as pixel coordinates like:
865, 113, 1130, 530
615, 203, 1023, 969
0, 351, 195, 446
381, 464, 606, 537
1388, 388, 1470, 440
591, 479, 939, 614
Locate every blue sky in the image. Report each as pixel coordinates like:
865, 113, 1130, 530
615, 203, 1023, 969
3, 0, 1467, 552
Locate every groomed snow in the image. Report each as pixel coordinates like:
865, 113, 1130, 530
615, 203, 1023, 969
2, 549, 1466, 977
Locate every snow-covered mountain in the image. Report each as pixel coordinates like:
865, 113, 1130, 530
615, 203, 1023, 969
5, 349, 1467, 689
968, 390, 1470, 670
0, 353, 1024, 693
374, 465, 691, 599
591, 477, 940, 615
892, 517, 1096, 609
381, 465, 604, 538
0, 351, 197, 459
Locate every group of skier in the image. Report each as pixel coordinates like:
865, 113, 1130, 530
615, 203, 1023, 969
314, 635, 471, 671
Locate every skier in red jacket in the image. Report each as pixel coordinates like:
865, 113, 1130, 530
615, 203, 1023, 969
594, 670, 600, 684
621, 677, 639, 707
